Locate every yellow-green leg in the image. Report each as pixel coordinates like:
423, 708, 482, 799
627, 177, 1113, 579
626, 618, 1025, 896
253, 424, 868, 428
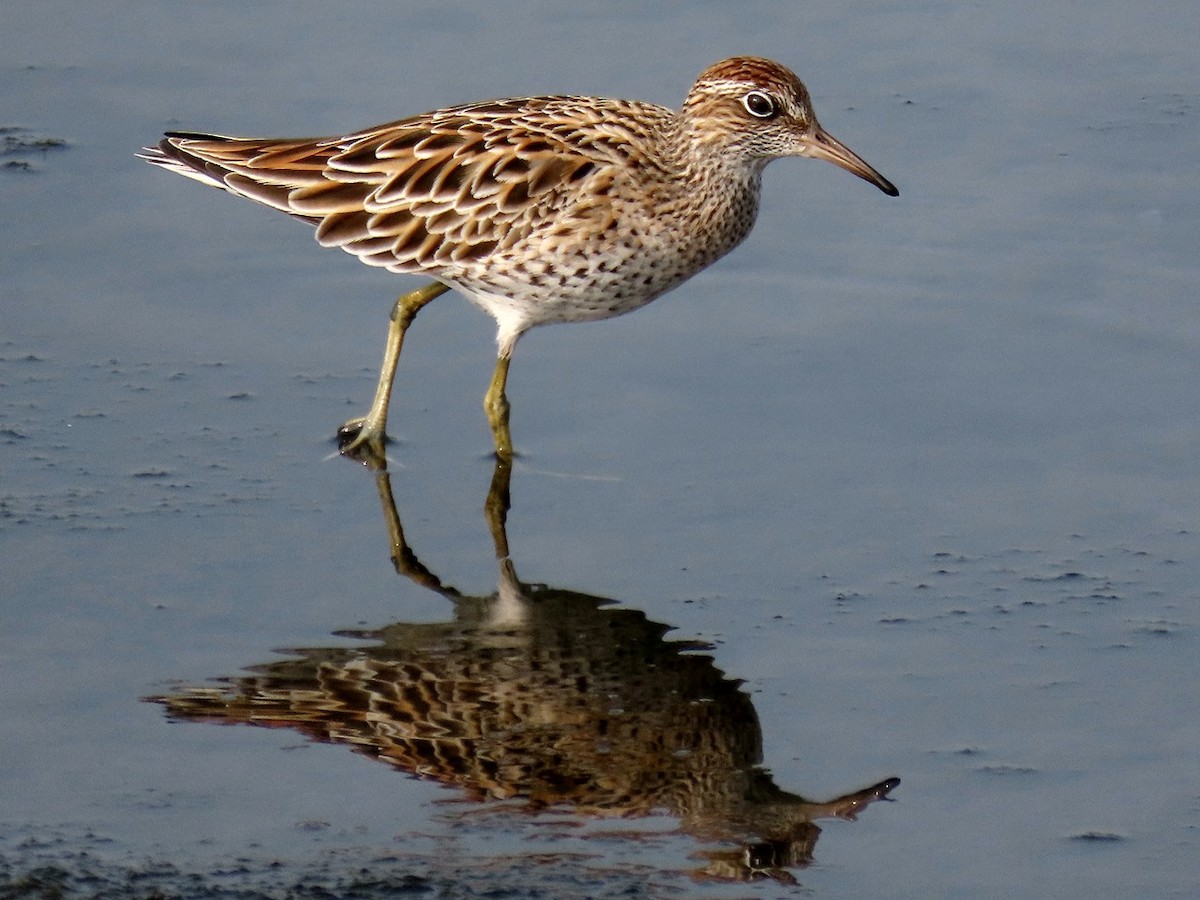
484, 353, 513, 460
338, 280, 449, 466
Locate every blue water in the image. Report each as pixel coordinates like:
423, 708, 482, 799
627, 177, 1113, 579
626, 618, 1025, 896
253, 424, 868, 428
3, 2, 1198, 897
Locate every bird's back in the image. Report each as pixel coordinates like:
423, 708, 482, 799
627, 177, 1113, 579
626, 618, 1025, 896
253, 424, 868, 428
141, 94, 761, 333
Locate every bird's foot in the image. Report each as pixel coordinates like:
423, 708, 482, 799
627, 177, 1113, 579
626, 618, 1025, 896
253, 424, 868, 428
337, 417, 389, 470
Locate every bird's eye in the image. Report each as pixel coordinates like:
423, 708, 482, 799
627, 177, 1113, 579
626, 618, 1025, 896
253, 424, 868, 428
741, 90, 778, 119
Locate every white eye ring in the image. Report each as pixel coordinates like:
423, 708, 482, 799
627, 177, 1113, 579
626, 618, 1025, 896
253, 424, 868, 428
741, 90, 777, 119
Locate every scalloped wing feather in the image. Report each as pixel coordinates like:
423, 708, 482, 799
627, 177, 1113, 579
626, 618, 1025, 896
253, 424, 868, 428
148, 97, 669, 274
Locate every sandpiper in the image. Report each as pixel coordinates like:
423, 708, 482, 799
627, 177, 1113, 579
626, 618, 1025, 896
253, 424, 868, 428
141, 57, 897, 464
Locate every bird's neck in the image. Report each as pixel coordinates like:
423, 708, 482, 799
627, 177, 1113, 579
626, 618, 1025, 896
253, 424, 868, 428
661, 114, 766, 212
674, 144, 764, 257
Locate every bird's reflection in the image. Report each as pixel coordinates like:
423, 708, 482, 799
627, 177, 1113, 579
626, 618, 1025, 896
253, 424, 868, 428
153, 460, 897, 883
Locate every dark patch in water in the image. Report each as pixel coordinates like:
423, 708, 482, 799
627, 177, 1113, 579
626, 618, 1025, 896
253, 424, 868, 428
0, 127, 68, 172
1069, 831, 1126, 843
0, 825, 691, 899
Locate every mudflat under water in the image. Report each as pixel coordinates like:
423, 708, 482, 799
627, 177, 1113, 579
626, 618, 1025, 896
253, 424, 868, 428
3, 3, 1198, 897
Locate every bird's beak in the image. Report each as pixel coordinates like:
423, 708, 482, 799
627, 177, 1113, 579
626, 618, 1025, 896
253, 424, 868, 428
802, 125, 898, 197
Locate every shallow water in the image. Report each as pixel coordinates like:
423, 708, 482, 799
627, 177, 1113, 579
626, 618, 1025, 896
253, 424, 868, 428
3, 2, 1199, 897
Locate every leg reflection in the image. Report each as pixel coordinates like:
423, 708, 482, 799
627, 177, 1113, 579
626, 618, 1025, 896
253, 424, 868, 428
153, 460, 898, 883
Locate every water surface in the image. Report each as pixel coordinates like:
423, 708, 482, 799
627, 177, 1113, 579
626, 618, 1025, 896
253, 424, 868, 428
3, 2, 1198, 897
